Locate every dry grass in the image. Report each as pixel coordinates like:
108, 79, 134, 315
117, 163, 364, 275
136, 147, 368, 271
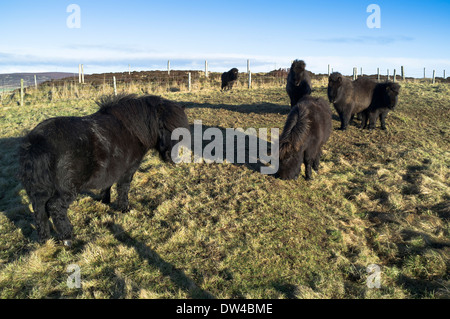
0, 81, 448, 299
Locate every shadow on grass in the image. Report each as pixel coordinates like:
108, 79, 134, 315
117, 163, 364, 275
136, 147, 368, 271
137, 123, 279, 177
0, 137, 37, 245
178, 100, 351, 132
187, 123, 277, 175
107, 222, 215, 299
396, 274, 449, 298
272, 282, 298, 299
402, 161, 431, 195
180, 101, 291, 116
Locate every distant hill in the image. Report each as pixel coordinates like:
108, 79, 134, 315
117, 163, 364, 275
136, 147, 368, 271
0, 72, 76, 90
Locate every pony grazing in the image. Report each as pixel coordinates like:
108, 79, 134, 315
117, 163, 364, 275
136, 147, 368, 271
277, 96, 332, 180
19, 94, 189, 246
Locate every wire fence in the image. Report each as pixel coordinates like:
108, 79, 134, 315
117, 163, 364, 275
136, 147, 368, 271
0, 68, 448, 107
0, 71, 289, 107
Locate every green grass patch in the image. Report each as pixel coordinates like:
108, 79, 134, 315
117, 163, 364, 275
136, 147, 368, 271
0, 82, 449, 299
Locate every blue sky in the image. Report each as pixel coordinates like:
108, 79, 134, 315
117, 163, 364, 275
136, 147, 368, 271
0, 0, 449, 77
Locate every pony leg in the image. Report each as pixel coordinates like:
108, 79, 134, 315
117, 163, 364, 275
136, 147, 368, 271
100, 187, 111, 204
312, 151, 322, 172
116, 166, 139, 212
304, 152, 314, 180
305, 161, 313, 180
379, 112, 388, 130
30, 192, 52, 243
339, 109, 352, 130
360, 112, 368, 129
368, 112, 378, 130
46, 193, 76, 244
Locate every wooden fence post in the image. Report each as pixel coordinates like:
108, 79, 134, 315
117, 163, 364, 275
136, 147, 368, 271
432, 70, 436, 84
188, 72, 191, 92
424, 68, 426, 79
393, 69, 397, 83
34, 75, 38, 90
401, 66, 405, 81
387, 69, 390, 81
20, 79, 24, 106
78, 64, 82, 83
113, 76, 117, 96
248, 71, 252, 89
328, 64, 330, 76
247, 59, 250, 74
377, 68, 380, 81
205, 60, 208, 78
81, 64, 85, 84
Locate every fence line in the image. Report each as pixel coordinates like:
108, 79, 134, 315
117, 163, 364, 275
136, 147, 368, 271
1, 66, 448, 107
0, 72, 288, 106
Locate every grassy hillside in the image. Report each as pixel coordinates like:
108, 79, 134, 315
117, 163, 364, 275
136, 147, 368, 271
0, 81, 448, 299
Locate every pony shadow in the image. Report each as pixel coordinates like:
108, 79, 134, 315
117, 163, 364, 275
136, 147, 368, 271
107, 222, 215, 299
0, 137, 38, 244
180, 101, 291, 116
185, 123, 278, 176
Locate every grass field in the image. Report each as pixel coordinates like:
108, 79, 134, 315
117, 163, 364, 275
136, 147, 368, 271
0, 80, 448, 299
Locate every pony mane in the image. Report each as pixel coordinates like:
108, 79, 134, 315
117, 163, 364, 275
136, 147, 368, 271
292, 60, 306, 73
96, 94, 159, 148
279, 102, 311, 159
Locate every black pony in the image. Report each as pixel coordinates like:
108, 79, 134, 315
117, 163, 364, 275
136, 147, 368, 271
221, 68, 239, 91
277, 96, 332, 180
360, 82, 400, 130
327, 72, 377, 130
286, 60, 312, 107
19, 94, 189, 245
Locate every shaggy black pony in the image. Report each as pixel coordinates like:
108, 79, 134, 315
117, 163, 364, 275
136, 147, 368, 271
327, 72, 377, 130
19, 94, 189, 246
221, 68, 239, 91
286, 60, 312, 107
277, 96, 332, 180
360, 82, 400, 130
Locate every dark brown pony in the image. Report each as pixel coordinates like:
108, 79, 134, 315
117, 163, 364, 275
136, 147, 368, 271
286, 60, 312, 107
221, 68, 239, 91
277, 96, 332, 180
360, 82, 400, 130
327, 72, 377, 130
19, 94, 189, 245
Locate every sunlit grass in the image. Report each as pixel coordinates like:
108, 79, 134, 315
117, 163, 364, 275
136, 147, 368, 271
0, 81, 448, 299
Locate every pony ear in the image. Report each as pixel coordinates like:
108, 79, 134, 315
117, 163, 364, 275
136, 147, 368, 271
338, 76, 342, 83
